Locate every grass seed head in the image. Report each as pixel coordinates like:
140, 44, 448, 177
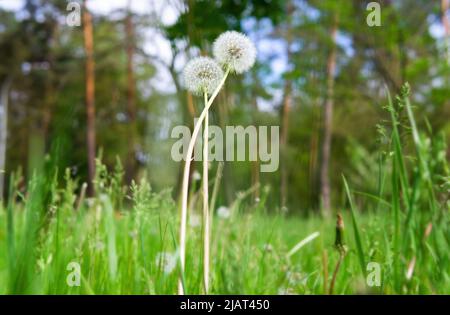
335, 213, 347, 254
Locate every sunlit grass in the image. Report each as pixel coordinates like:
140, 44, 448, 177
0, 84, 448, 294
0, 196, 448, 294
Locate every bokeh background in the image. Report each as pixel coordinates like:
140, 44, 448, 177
0, 0, 449, 213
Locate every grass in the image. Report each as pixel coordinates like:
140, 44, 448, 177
0, 198, 448, 294
0, 84, 448, 294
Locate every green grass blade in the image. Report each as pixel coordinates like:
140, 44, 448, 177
342, 175, 366, 277
386, 89, 410, 208
102, 195, 118, 282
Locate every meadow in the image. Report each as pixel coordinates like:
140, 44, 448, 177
1, 87, 448, 295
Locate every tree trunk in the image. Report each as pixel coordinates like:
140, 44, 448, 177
125, 1, 137, 185
320, 16, 338, 216
309, 94, 321, 209
280, 1, 294, 209
174, 0, 197, 200
218, 90, 235, 205
443, 0, 450, 65
0, 78, 11, 199
251, 50, 260, 200
251, 95, 260, 200
171, 67, 196, 200
83, 0, 96, 197
280, 82, 291, 209
42, 21, 57, 156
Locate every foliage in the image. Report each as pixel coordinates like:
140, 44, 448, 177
0, 89, 448, 294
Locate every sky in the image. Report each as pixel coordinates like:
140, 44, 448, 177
0, 0, 446, 111
0, 0, 164, 16
0, 0, 288, 110
0, 0, 185, 95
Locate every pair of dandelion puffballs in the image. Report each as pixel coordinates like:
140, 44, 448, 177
183, 31, 256, 95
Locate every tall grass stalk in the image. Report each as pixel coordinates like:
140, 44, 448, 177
329, 214, 347, 295
342, 175, 366, 276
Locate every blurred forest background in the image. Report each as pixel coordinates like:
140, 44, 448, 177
0, 0, 449, 214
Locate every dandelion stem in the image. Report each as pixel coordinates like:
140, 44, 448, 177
202, 91, 210, 294
178, 68, 230, 295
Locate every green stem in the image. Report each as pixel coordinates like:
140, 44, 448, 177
329, 251, 345, 295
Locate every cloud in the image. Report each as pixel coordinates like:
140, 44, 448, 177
0, 0, 25, 11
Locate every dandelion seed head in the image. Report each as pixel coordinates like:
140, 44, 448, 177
189, 213, 201, 228
192, 170, 201, 181
129, 230, 138, 239
183, 57, 223, 95
213, 31, 256, 74
286, 271, 305, 286
155, 251, 178, 274
217, 206, 231, 219
277, 287, 295, 295
94, 241, 105, 251
263, 243, 273, 252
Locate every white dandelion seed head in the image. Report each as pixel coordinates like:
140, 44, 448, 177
217, 206, 231, 219
183, 56, 223, 95
155, 251, 178, 275
94, 241, 105, 252
213, 31, 256, 74
262, 243, 273, 252
189, 213, 201, 228
277, 287, 295, 295
192, 170, 201, 181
